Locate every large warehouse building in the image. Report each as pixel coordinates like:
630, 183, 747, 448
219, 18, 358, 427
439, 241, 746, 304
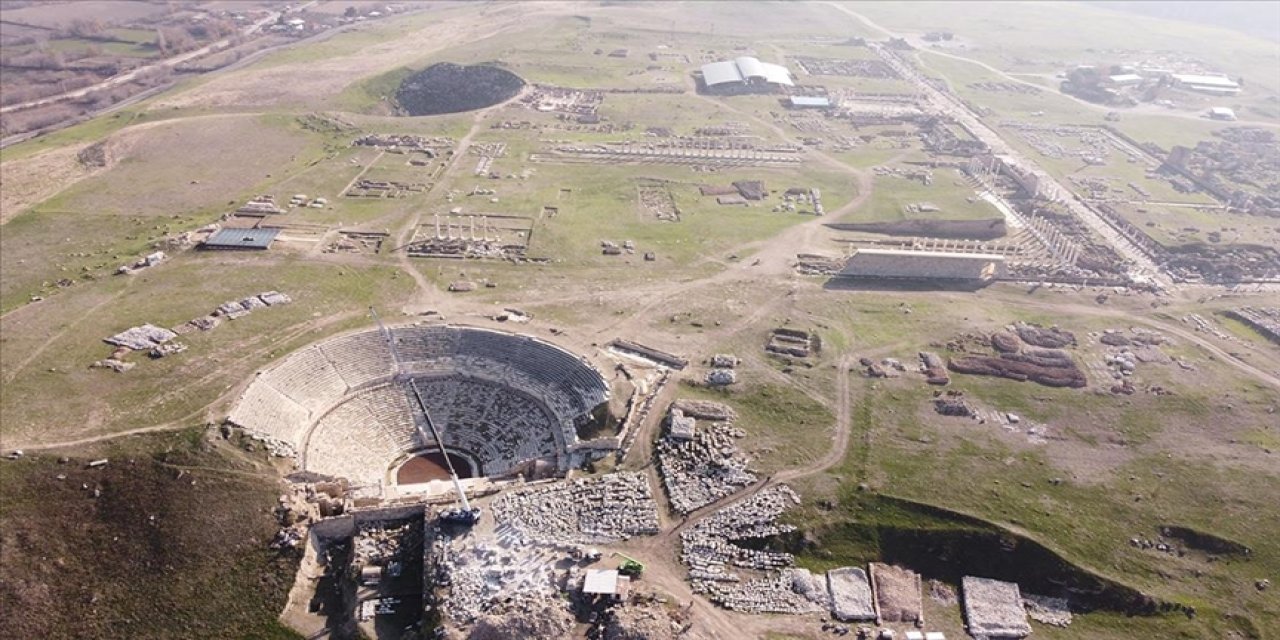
698, 56, 793, 94
838, 248, 1007, 284
1170, 73, 1241, 96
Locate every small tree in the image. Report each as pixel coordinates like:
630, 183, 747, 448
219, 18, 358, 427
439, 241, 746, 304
69, 19, 104, 38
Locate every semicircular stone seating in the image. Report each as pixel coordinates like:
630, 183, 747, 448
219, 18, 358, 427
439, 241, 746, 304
227, 325, 609, 486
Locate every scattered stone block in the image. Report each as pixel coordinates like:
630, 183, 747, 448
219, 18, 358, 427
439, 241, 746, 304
104, 324, 177, 351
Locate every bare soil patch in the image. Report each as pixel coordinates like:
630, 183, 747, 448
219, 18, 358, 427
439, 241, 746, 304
0, 140, 115, 224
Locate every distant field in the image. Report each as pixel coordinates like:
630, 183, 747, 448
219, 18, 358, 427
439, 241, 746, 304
39, 27, 158, 58
1105, 202, 1280, 249
1, 0, 171, 28
0, 257, 415, 444
850, 1, 1279, 100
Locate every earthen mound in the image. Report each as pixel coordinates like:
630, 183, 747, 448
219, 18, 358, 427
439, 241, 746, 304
990, 331, 1021, 353
395, 62, 524, 116
1014, 322, 1076, 348
604, 606, 679, 640
949, 352, 1087, 388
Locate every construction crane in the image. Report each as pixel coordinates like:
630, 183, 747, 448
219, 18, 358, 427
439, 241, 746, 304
610, 552, 645, 578
370, 307, 481, 526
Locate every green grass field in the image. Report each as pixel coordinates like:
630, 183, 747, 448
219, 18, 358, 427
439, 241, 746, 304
847, 167, 1000, 223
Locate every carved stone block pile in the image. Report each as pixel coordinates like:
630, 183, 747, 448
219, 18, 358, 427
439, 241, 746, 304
492, 471, 659, 545
657, 417, 756, 514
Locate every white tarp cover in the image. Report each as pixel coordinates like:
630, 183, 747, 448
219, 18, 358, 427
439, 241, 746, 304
701, 56, 794, 87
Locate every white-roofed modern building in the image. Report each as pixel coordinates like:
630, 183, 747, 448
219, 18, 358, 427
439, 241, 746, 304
1171, 73, 1241, 96
698, 56, 794, 94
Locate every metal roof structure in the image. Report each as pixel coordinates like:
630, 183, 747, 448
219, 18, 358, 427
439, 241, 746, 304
202, 227, 281, 250
1107, 73, 1143, 85
788, 96, 832, 108
839, 248, 1006, 281
700, 56, 794, 87
583, 569, 625, 595
1172, 73, 1239, 89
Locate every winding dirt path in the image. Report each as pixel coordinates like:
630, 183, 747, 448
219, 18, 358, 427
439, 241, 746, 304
7, 419, 194, 453
389, 91, 526, 313
665, 354, 854, 538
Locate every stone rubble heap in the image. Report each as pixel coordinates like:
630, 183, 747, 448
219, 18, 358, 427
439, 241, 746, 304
828, 566, 876, 622
603, 596, 700, 640
436, 527, 574, 625
657, 417, 756, 514
961, 576, 1033, 639
354, 520, 416, 567
461, 592, 575, 640
1022, 593, 1073, 628
104, 324, 177, 351
697, 568, 828, 615
149, 342, 188, 359
174, 291, 292, 335
705, 353, 739, 386
249, 433, 299, 458
213, 291, 292, 320
492, 471, 659, 545
932, 390, 975, 417
682, 485, 818, 613
671, 399, 738, 422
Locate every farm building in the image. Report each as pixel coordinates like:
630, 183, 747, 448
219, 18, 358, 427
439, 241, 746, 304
1107, 73, 1143, 86
699, 56, 793, 93
1209, 107, 1237, 121
582, 569, 629, 600
838, 248, 1006, 283
1171, 73, 1241, 95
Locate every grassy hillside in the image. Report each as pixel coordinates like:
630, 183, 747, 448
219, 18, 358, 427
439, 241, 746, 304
0, 429, 302, 640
